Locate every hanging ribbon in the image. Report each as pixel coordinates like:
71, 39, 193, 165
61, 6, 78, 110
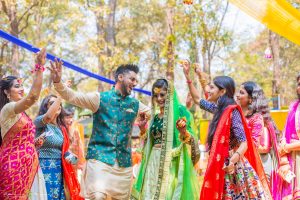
0, 29, 151, 96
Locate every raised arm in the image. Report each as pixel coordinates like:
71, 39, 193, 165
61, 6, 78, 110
42, 96, 62, 124
180, 60, 201, 104
14, 48, 46, 114
194, 63, 209, 99
49, 59, 99, 113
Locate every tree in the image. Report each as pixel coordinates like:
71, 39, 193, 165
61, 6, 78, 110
174, 0, 231, 75
226, 28, 300, 107
0, 0, 40, 76
165, 2, 175, 81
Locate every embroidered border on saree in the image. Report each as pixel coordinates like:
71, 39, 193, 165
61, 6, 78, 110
153, 85, 174, 200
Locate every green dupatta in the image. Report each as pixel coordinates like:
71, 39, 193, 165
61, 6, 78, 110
131, 80, 200, 200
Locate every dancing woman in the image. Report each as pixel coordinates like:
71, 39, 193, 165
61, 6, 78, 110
0, 49, 46, 200
236, 81, 280, 199
131, 79, 200, 200
34, 92, 82, 200
181, 62, 272, 199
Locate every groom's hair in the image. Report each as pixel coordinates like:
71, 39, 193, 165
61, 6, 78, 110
114, 64, 139, 82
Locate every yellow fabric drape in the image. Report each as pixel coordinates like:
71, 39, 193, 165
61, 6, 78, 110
229, 0, 300, 46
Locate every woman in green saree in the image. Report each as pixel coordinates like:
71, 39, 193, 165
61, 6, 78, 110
131, 79, 200, 200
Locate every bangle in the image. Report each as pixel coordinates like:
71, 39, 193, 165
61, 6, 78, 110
186, 79, 192, 84
180, 132, 191, 144
200, 79, 208, 89
31, 64, 45, 73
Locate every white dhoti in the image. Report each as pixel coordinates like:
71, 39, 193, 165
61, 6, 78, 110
80, 159, 132, 200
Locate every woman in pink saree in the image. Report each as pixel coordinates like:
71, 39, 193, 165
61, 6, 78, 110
0, 49, 46, 200
236, 81, 281, 200
279, 74, 300, 200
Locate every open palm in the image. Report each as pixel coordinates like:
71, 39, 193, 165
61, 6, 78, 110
48, 59, 63, 83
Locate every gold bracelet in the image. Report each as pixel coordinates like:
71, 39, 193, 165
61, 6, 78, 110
199, 78, 208, 91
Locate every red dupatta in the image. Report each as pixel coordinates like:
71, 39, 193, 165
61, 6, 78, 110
61, 126, 84, 200
200, 105, 272, 200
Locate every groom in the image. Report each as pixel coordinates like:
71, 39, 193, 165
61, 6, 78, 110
49, 60, 149, 200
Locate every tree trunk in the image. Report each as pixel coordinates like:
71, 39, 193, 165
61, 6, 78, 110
94, 1, 105, 91
0, 42, 8, 76
105, 0, 117, 55
202, 47, 209, 74
95, 0, 117, 91
269, 30, 281, 108
8, 1, 20, 76
1, 0, 39, 76
165, 7, 174, 81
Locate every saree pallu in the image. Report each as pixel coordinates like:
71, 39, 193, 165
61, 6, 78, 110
265, 121, 281, 200
200, 105, 272, 200
0, 113, 39, 200
61, 126, 83, 200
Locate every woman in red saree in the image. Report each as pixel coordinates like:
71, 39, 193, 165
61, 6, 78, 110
0, 49, 46, 200
181, 62, 272, 199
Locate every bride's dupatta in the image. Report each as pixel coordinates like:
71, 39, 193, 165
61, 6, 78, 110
61, 126, 83, 200
0, 113, 39, 200
200, 105, 272, 200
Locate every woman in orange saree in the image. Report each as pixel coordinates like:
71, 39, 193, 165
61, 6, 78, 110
0, 49, 46, 200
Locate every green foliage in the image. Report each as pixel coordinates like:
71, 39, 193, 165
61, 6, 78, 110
225, 28, 300, 107
7, 0, 300, 111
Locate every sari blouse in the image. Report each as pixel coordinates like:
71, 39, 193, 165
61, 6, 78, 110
34, 115, 64, 159
199, 99, 246, 148
0, 102, 20, 138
